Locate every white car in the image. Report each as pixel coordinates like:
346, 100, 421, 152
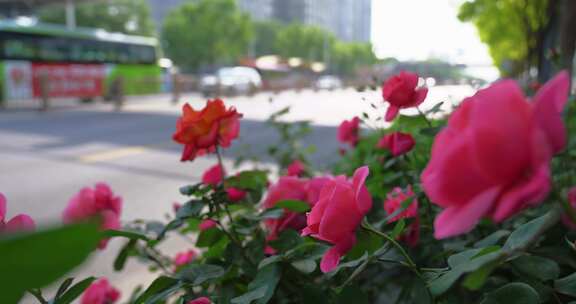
314, 75, 343, 91
200, 67, 262, 96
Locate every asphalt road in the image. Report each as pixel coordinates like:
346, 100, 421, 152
0, 86, 475, 302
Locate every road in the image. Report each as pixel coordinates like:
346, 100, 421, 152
0, 86, 475, 302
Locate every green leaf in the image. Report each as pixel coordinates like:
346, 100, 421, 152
474, 230, 511, 248
337, 285, 369, 304
0, 222, 100, 303
480, 282, 539, 304
178, 264, 225, 285
114, 239, 137, 271
425, 101, 444, 114
391, 219, 406, 239
232, 264, 280, 304
259, 208, 284, 219
463, 264, 497, 290
555, 272, 576, 297
291, 259, 316, 274
503, 210, 560, 252
196, 227, 225, 248
55, 277, 96, 304
102, 229, 150, 241
204, 236, 230, 259
226, 170, 269, 190
275, 200, 310, 213
54, 278, 75, 300
258, 255, 283, 270
134, 276, 181, 304
511, 255, 559, 281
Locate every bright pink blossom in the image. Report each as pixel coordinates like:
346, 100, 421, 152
384, 187, 420, 246
287, 160, 306, 176
263, 176, 309, 241
172, 99, 242, 161
422, 71, 570, 239
226, 187, 246, 202
81, 278, 120, 304
199, 219, 218, 231
305, 176, 333, 205
62, 183, 122, 249
174, 249, 198, 268
338, 117, 360, 147
202, 165, 224, 186
377, 132, 415, 157
382, 71, 428, 121
562, 187, 576, 229
188, 297, 212, 304
173, 202, 182, 213
0, 193, 35, 233
302, 166, 372, 273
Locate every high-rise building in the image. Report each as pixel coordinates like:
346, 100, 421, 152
237, 0, 274, 21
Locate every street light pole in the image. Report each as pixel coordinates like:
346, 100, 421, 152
65, 0, 76, 30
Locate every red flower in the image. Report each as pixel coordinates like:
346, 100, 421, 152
202, 164, 224, 186
0, 193, 35, 233
199, 219, 217, 231
377, 132, 415, 157
174, 249, 198, 268
287, 160, 305, 176
382, 71, 428, 121
384, 187, 419, 246
226, 187, 247, 202
263, 177, 309, 242
302, 166, 372, 273
338, 117, 360, 147
173, 99, 242, 161
62, 183, 122, 249
188, 297, 212, 304
422, 71, 569, 239
81, 278, 120, 304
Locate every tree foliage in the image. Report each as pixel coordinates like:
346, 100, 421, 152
458, 0, 549, 76
331, 42, 377, 75
162, 0, 253, 71
38, 0, 155, 36
274, 23, 335, 62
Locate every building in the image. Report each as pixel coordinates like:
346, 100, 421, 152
146, 0, 371, 42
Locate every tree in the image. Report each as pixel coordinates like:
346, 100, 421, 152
458, 0, 549, 77
274, 24, 335, 62
253, 21, 282, 57
37, 0, 155, 36
162, 0, 253, 72
331, 42, 377, 76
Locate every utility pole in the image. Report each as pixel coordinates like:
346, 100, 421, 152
65, 0, 76, 30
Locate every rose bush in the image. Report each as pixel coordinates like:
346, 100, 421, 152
2, 70, 576, 304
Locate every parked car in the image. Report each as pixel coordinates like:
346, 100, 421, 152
314, 75, 343, 91
200, 67, 262, 97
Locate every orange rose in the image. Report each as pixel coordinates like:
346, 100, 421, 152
173, 99, 242, 161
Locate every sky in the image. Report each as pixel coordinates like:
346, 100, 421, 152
371, 0, 493, 66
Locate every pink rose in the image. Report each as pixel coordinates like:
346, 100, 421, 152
287, 160, 306, 176
226, 187, 246, 202
384, 187, 420, 246
422, 71, 570, 239
63, 183, 122, 249
338, 117, 360, 147
0, 193, 35, 233
0, 193, 36, 233
263, 176, 309, 241
305, 176, 332, 205
174, 249, 198, 268
302, 166, 372, 273
382, 71, 428, 121
199, 219, 218, 231
562, 187, 576, 229
377, 132, 415, 157
202, 165, 224, 186
188, 297, 212, 304
81, 278, 120, 304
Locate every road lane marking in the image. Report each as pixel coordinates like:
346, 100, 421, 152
78, 146, 151, 163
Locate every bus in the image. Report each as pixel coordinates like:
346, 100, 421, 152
0, 19, 162, 102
